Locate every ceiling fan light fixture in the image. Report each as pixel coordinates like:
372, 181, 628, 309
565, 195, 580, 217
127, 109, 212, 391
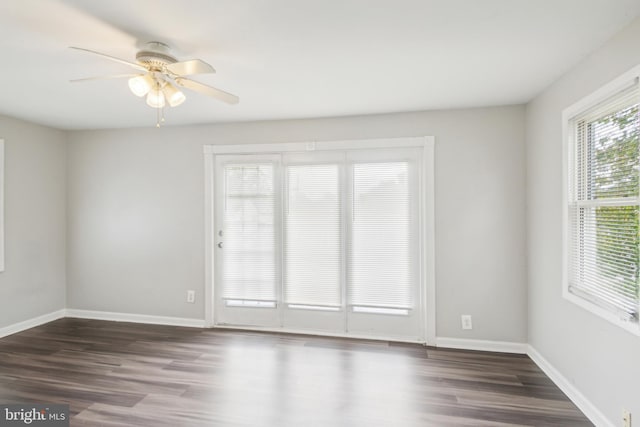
162, 83, 186, 107
128, 74, 154, 97
146, 87, 165, 108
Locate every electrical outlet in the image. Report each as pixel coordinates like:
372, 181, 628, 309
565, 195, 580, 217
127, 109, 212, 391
186, 290, 195, 304
623, 409, 631, 427
461, 315, 473, 330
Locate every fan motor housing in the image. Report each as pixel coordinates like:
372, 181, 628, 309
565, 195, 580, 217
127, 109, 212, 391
135, 41, 176, 69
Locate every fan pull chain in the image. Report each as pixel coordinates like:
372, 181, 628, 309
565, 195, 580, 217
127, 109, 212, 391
155, 106, 166, 128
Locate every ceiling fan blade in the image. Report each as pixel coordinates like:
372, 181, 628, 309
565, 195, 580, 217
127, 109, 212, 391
166, 59, 215, 76
70, 74, 139, 83
175, 78, 239, 104
69, 46, 147, 72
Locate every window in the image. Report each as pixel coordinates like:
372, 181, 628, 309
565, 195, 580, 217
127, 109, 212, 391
349, 162, 414, 311
0, 139, 4, 272
284, 163, 342, 309
564, 69, 640, 334
221, 163, 277, 303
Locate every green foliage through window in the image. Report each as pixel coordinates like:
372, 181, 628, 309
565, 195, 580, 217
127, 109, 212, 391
588, 104, 639, 315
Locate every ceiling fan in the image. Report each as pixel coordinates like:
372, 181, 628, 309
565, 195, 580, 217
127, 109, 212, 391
70, 41, 238, 126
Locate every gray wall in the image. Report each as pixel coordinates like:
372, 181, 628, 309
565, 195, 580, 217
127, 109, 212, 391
526, 17, 640, 424
0, 115, 66, 328
67, 105, 528, 342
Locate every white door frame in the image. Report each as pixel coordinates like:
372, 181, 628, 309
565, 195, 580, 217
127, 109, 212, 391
203, 136, 436, 344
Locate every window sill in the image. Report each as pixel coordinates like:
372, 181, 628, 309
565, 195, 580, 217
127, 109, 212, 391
563, 288, 640, 337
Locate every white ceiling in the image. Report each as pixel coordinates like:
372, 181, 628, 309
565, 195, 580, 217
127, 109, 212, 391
0, 0, 639, 130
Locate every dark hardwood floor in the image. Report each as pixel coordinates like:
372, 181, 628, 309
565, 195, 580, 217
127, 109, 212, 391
0, 318, 591, 426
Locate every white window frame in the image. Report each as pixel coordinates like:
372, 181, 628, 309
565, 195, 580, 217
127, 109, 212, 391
0, 139, 4, 272
204, 137, 436, 344
562, 65, 640, 337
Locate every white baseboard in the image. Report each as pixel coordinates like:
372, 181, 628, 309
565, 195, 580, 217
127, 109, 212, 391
527, 345, 612, 427
0, 309, 66, 338
65, 309, 206, 328
436, 337, 528, 354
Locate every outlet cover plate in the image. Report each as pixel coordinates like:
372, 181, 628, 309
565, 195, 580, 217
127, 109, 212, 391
461, 315, 473, 330
187, 290, 195, 304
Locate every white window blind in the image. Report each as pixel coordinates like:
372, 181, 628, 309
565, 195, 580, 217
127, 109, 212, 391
222, 163, 277, 302
349, 162, 413, 309
284, 164, 342, 308
568, 81, 640, 321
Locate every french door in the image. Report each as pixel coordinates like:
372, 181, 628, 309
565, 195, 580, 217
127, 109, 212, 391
212, 144, 427, 341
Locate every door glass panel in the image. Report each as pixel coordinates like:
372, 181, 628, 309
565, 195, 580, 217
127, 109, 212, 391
349, 162, 413, 310
222, 163, 276, 302
284, 164, 342, 308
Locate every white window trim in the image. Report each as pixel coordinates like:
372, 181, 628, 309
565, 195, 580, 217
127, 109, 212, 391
0, 139, 4, 273
203, 137, 436, 345
562, 64, 640, 337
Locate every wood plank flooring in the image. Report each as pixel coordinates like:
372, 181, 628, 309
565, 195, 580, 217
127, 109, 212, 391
0, 318, 591, 426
